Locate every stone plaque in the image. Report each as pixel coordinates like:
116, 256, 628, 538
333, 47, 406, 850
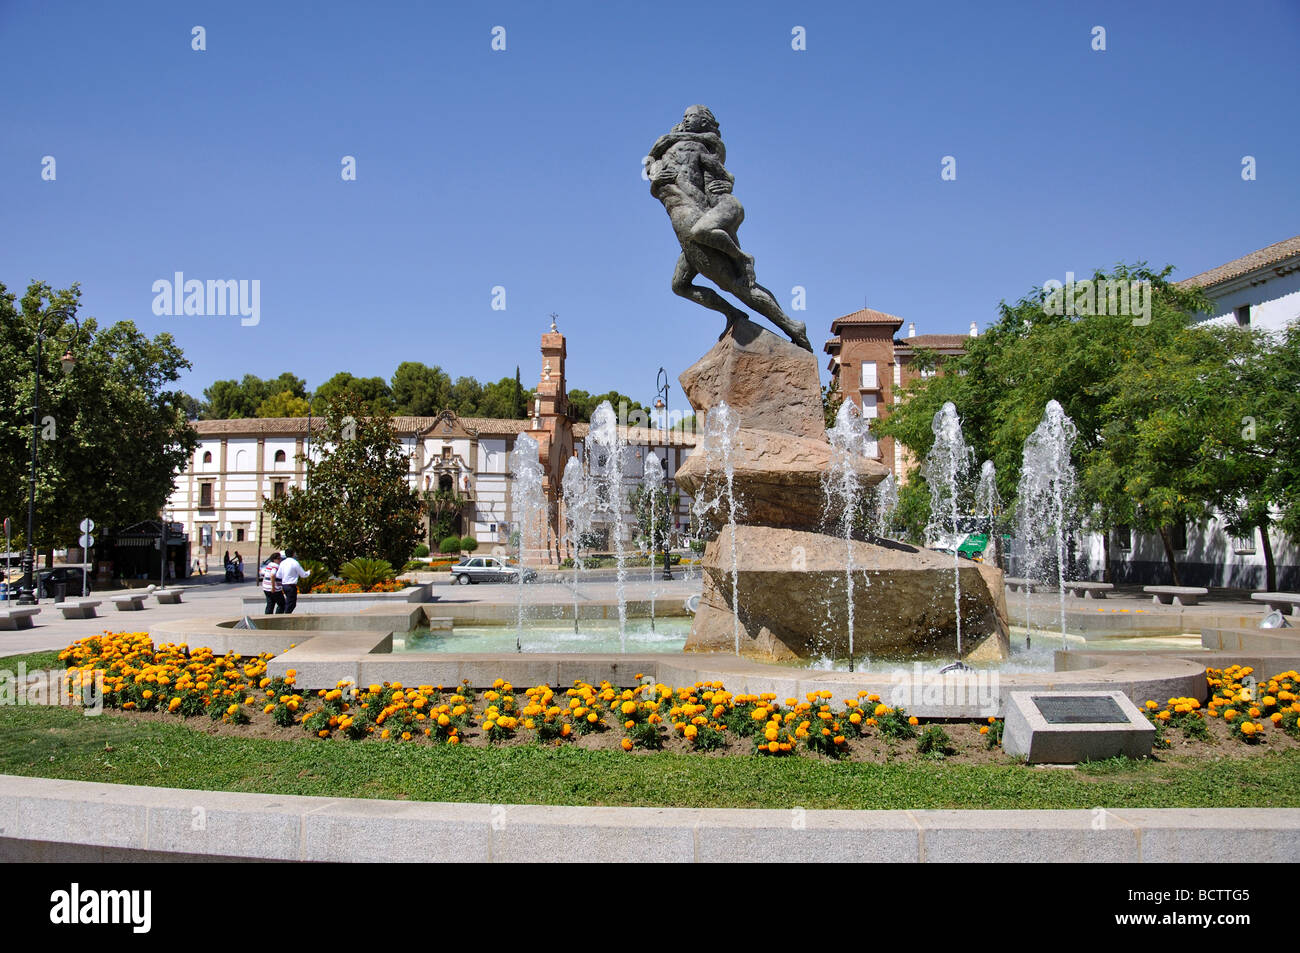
1032, 695, 1127, 725
1002, 690, 1157, 763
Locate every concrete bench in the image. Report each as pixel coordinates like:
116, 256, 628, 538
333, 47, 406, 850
111, 594, 147, 611
1063, 581, 1114, 599
1251, 592, 1300, 615
0, 607, 40, 630
58, 600, 102, 620
1005, 577, 1044, 594
1144, 585, 1209, 606
153, 589, 183, 605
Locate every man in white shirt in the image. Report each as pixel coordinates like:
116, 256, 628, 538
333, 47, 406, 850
275, 548, 312, 615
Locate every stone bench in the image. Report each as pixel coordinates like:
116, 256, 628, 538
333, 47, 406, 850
58, 600, 102, 620
153, 589, 183, 605
111, 594, 147, 611
1005, 577, 1044, 594
1064, 581, 1114, 599
1251, 592, 1300, 615
0, 607, 41, 630
1144, 585, 1209, 606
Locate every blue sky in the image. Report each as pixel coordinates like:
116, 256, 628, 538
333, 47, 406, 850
3, 0, 1298, 408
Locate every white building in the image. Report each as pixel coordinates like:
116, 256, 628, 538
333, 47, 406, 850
166, 325, 698, 569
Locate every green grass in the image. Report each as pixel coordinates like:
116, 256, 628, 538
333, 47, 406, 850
4, 649, 1297, 810
2, 704, 1299, 809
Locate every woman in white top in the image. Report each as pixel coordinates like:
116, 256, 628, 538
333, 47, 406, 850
260, 553, 285, 614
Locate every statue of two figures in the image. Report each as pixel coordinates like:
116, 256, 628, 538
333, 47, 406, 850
648, 105, 812, 352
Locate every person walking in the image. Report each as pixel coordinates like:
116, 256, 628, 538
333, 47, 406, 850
260, 552, 285, 614
276, 548, 311, 615
223, 550, 233, 583
233, 552, 245, 582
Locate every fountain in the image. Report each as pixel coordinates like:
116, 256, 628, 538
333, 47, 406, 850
976, 460, 1000, 561
1017, 400, 1079, 649
588, 401, 629, 650
874, 473, 898, 539
561, 455, 594, 634
925, 402, 974, 660
824, 400, 875, 670
674, 317, 1010, 663
508, 432, 545, 653
643, 451, 664, 630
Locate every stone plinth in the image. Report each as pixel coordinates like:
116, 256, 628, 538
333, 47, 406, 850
680, 316, 825, 439
1001, 691, 1156, 764
687, 524, 1010, 662
675, 428, 887, 530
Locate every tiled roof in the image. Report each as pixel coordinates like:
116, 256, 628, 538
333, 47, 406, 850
894, 334, 971, 350
191, 415, 695, 445
572, 423, 696, 446
829, 308, 905, 333
192, 414, 533, 436
1178, 235, 1300, 289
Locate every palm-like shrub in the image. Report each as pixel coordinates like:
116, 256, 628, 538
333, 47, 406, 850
339, 557, 396, 590
295, 558, 329, 593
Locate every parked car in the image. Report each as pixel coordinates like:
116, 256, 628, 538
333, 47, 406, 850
37, 567, 91, 598
449, 556, 537, 585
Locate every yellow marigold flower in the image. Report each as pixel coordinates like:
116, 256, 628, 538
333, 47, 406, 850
908, 716, 919, 726
621, 738, 633, 751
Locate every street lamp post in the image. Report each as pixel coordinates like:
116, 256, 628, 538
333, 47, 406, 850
17, 306, 82, 606
305, 391, 314, 491
655, 367, 673, 581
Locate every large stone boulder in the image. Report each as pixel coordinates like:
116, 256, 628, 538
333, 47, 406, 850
680, 316, 826, 439
688, 524, 1010, 664
675, 427, 887, 530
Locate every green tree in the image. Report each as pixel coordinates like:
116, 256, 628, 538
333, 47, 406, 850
261, 392, 424, 571
0, 281, 197, 551
1192, 324, 1300, 590
876, 265, 1215, 580
203, 372, 306, 419
566, 389, 652, 423
629, 484, 676, 553
391, 362, 452, 417
255, 390, 311, 418
449, 376, 484, 416
313, 372, 395, 415
423, 488, 465, 545
821, 380, 842, 431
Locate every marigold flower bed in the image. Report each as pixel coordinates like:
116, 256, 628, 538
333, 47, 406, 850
53, 634, 1300, 763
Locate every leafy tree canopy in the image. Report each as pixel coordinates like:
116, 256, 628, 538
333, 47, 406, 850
260, 392, 424, 571
0, 281, 196, 548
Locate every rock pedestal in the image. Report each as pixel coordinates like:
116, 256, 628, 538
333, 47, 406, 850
677, 317, 1010, 664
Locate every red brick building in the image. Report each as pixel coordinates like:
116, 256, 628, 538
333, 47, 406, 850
824, 308, 976, 480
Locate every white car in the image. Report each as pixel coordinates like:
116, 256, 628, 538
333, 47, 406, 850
449, 556, 537, 585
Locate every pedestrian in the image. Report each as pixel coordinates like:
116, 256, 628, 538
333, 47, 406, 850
233, 551, 244, 582
260, 552, 285, 614
276, 547, 311, 615
223, 550, 233, 583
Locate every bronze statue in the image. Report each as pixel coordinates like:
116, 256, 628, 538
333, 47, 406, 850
648, 105, 812, 352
